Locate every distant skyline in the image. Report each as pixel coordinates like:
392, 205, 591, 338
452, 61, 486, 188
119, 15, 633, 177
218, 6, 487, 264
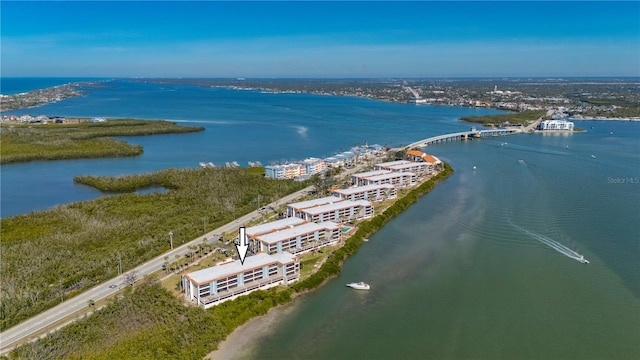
2, 1, 639, 78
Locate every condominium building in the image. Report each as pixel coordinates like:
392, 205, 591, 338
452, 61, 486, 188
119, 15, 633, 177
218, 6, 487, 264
182, 252, 299, 309
265, 158, 326, 180
265, 163, 305, 180
292, 199, 374, 223
286, 196, 344, 218
539, 120, 575, 131
302, 157, 326, 176
375, 160, 433, 177
333, 184, 397, 202
363, 171, 417, 188
351, 170, 392, 186
249, 221, 341, 255
245, 217, 307, 238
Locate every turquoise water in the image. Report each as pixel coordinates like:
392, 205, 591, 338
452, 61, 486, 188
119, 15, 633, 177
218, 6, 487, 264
245, 123, 640, 360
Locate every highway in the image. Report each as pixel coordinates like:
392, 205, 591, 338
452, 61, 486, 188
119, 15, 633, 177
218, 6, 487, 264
0, 185, 313, 355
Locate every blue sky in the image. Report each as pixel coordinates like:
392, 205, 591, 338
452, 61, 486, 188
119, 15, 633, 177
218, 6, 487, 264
2, 1, 639, 78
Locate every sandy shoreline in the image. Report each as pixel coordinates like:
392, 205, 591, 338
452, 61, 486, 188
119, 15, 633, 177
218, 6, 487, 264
206, 301, 298, 359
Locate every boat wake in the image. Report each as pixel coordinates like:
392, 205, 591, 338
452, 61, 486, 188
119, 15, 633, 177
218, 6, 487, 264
511, 222, 589, 264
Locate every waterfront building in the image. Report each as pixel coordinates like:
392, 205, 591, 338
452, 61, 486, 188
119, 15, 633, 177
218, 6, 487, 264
286, 196, 344, 218
182, 252, 299, 309
333, 184, 397, 202
265, 158, 325, 180
292, 199, 374, 223
351, 170, 393, 186
249, 221, 341, 255
374, 160, 411, 170
265, 163, 306, 180
245, 217, 307, 238
265, 164, 286, 179
404, 151, 444, 171
375, 160, 433, 177
285, 163, 305, 179
539, 120, 575, 131
363, 171, 417, 188
302, 157, 326, 176
324, 156, 342, 168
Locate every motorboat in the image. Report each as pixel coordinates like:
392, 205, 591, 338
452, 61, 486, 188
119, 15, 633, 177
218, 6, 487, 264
346, 282, 370, 290
578, 255, 589, 264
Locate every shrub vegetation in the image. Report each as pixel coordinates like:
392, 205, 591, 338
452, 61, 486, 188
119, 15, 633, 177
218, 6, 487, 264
460, 109, 546, 125
0, 167, 306, 331
0, 119, 203, 164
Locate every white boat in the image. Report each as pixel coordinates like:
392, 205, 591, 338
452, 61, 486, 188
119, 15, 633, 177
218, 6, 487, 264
346, 282, 370, 290
578, 255, 589, 264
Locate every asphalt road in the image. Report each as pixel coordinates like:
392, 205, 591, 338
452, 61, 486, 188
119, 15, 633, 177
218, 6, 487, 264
0, 185, 313, 354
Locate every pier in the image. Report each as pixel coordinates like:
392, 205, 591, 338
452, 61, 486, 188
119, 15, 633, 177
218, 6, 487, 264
404, 128, 520, 149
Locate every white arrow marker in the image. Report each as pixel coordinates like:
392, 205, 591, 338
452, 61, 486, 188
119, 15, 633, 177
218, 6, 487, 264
235, 227, 249, 265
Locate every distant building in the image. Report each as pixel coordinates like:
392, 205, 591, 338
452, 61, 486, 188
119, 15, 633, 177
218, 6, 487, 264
301, 157, 326, 176
539, 120, 574, 131
265, 164, 286, 179
265, 163, 305, 179
182, 252, 299, 309
409, 97, 428, 104
265, 158, 326, 180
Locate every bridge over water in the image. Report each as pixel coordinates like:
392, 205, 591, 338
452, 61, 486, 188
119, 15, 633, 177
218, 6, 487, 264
404, 128, 520, 149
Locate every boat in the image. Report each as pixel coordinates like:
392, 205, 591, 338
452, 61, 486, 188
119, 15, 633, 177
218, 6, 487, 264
346, 282, 370, 290
363, 238, 369, 242
578, 255, 589, 264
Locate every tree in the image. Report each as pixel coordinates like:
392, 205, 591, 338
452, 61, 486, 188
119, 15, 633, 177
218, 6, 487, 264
122, 270, 138, 287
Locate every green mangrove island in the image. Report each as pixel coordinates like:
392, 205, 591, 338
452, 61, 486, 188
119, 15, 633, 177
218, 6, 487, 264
0, 119, 203, 164
460, 109, 546, 126
4, 163, 453, 360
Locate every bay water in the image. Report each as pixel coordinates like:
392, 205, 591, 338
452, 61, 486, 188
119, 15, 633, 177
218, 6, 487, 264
1, 79, 501, 217
1, 80, 638, 359
246, 122, 640, 360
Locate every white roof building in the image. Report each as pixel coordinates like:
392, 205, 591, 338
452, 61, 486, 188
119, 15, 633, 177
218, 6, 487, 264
246, 217, 307, 237
539, 120, 574, 131
333, 183, 397, 202
182, 252, 299, 308
250, 221, 341, 255
351, 170, 393, 186
286, 196, 343, 218
363, 171, 417, 188
293, 199, 374, 223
